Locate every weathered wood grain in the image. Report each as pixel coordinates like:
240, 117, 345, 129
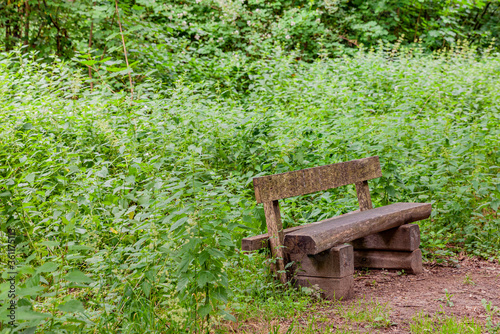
295, 275, 354, 300
263, 200, 289, 284
351, 224, 420, 251
355, 180, 373, 211
290, 244, 354, 278
284, 203, 431, 255
354, 249, 423, 274
241, 210, 360, 251
253, 156, 382, 203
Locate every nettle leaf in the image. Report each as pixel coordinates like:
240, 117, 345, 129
491, 199, 500, 212
177, 254, 194, 273
25, 172, 36, 184
36, 262, 58, 273
21, 123, 33, 131
79, 59, 97, 67
65, 270, 94, 283
141, 281, 152, 298
58, 299, 85, 313
198, 250, 210, 266
176, 276, 190, 292
221, 310, 237, 322
17, 286, 45, 298
16, 306, 52, 321
96, 167, 109, 177
40, 241, 59, 248
198, 303, 212, 318
169, 216, 189, 232
207, 248, 225, 259
197, 271, 215, 288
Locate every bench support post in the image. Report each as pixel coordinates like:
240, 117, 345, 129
352, 224, 423, 274
355, 180, 373, 211
263, 200, 289, 284
292, 244, 354, 300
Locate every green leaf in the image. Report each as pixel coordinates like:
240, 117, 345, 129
198, 303, 212, 318
490, 199, 500, 212
17, 286, 45, 297
197, 271, 215, 288
16, 306, 51, 321
141, 281, 151, 298
58, 299, 85, 313
221, 310, 236, 322
25, 172, 36, 184
40, 241, 59, 247
22, 123, 33, 130
169, 216, 189, 232
79, 59, 97, 66
36, 262, 58, 273
64, 270, 94, 283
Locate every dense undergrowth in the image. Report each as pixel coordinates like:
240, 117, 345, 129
0, 43, 499, 332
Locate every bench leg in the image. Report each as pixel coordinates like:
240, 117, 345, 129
291, 244, 355, 300
354, 249, 423, 274
352, 224, 423, 274
351, 224, 421, 251
295, 276, 354, 300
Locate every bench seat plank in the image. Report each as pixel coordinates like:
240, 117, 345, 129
284, 203, 431, 255
242, 210, 360, 251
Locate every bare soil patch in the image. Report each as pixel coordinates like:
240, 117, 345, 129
347, 257, 500, 332
230, 257, 500, 333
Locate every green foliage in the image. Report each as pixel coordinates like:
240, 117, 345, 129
1, 0, 499, 89
482, 299, 500, 333
0, 43, 499, 332
338, 297, 393, 328
410, 312, 484, 333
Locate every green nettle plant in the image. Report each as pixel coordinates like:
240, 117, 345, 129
0, 20, 499, 333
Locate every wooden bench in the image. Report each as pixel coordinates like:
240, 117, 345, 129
242, 156, 431, 299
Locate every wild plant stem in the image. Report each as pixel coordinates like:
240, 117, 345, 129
88, 2, 94, 91
115, 0, 134, 101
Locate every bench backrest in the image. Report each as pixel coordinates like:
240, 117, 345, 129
253, 156, 382, 284
253, 156, 382, 203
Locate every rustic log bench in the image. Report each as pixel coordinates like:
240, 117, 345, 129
242, 156, 431, 299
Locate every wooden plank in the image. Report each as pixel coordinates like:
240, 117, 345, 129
241, 210, 360, 252
242, 225, 304, 252
290, 244, 354, 278
263, 200, 289, 283
253, 156, 382, 203
355, 180, 373, 211
295, 275, 354, 300
354, 249, 423, 274
351, 224, 420, 251
284, 203, 432, 255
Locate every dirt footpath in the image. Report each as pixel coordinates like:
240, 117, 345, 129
226, 257, 500, 333
344, 257, 500, 332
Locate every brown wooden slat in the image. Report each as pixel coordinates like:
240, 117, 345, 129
355, 180, 373, 211
294, 275, 354, 300
291, 244, 354, 278
284, 203, 431, 255
253, 156, 382, 203
241, 210, 360, 251
351, 224, 420, 251
263, 200, 289, 283
354, 249, 423, 274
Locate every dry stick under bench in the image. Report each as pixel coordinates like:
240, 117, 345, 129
244, 156, 432, 299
